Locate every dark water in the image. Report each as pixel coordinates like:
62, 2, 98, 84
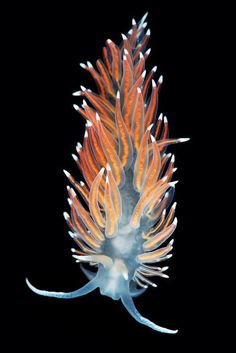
9, 0, 217, 351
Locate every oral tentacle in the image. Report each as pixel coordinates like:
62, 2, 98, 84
80, 264, 97, 281
25, 277, 98, 299
121, 294, 178, 334
129, 282, 148, 297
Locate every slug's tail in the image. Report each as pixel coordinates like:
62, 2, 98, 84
25, 277, 98, 299
121, 294, 178, 334
80, 264, 97, 281
129, 281, 148, 297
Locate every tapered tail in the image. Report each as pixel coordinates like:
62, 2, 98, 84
26, 277, 98, 299
129, 282, 148, 297
130, 287, 147, 298
121, 294, 178, 334
80, 264, 97, 281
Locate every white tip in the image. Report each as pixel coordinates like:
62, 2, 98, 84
128, 29, 133, 35
147, 123, 154, 131
70, 188, 76, 197
146, 29, 151, 36
87, 61, 93, 68
80, 85, 86, 91
169, 239, 174, 246
87, 120, 93, 127
72, 91, 81, 96
132, 18, 136, 26
63, 170, 70, 178
141, 70, 146, 78
163, 209, 167, 216
107, 39, 112, 44
158, 75, 163, 84
161, 273, 169, 279
68, 231, 75, 239
172, 202, 177, 209
82, 99, 87, 106
121, 33, 128, 40
173, 167, 178, 173
99, 167, 105, 175
80, 181, 85, 186
96, 112, 100, 121
63, 212, 70, 220
76, 145, 82, 154
67, 198, 73, 206
169, 180, 179, 187
162, 175, 168, 182
164, 116, 168, 124
73, 104, 79, 110
139, 12, 148, 26
152, 65, 157, 72
106, 175, 109, 183
72, 154, 78, 161
142, 22, 148, 29
71, 248, 76, 253
79, 63, 86, 69
139, 52, 144, 59
161, 266, 169, 272
106, 163, 111, 171
171, 155, 175, 163
145, 48, 151, 56
165, 192, 169, 198
77, 142, 82, 149
166, 153, 172, 158
84, 130, 88, 138
158, 113, 163, 120
178, 138, 190, 142
137, 87, 141, 93
150, 134, 155, 142
124, 48, 129, 55
173, 217, 178, 226
166, 254, 173, 259
116, 91, 120, 99
123, 55, 127, 61
152, 79, 156, 88
152, 283, 157, 288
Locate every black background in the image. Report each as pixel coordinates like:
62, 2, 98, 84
8, 0, 220, 351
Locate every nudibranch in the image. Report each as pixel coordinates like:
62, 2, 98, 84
26, 13, 189, 334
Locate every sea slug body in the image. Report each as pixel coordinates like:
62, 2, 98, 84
26, 12, 190, 334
